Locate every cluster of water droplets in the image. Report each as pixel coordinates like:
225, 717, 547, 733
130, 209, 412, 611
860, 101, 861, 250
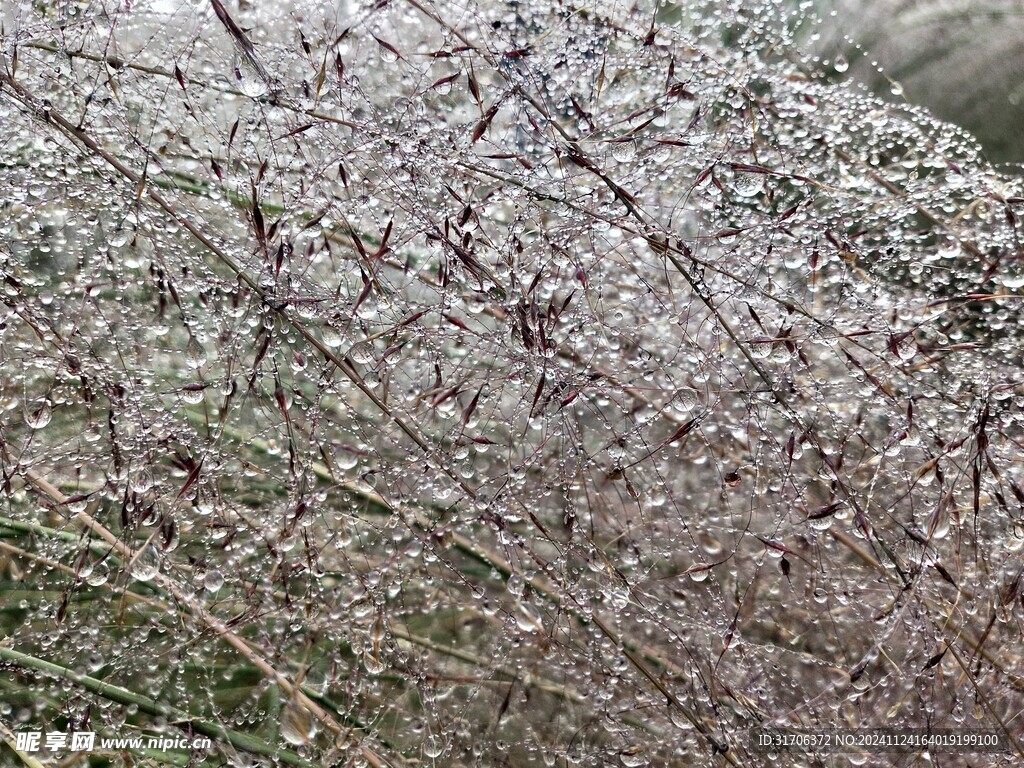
1, 0, 1023, 766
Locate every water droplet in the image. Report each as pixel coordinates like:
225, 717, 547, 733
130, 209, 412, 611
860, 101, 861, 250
377, 43, 400, 64
731, 173, 763, 198
25, 399, 52, 429
185, 337, 207, 367
687, 563, 712, 583
132, 468, 156, 493
749, 339, 773, 359
348, 341, 374, 365
86, 563, 109, 587
833, 54, 849, 73
235, 58, 268, 98
204, 569, 224, 592
131, 545, 160, 582
620, 745, 648, 767
611, 139, 638, 162
423, 735, 445, 758
699, 532, 724, 556
516, 602, 544, 633
808, 515, 833, 531
280, 698, 317, 746
181, 384, 206, 404
896, 335, 916, 361
363, 651, 386, 675
671, 388, 698, 413
321, 326, 344, 347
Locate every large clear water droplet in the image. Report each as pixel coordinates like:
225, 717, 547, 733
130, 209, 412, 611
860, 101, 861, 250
131, 545, 160, 582
25, 399, 52, 429
280, 699, 317, 746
